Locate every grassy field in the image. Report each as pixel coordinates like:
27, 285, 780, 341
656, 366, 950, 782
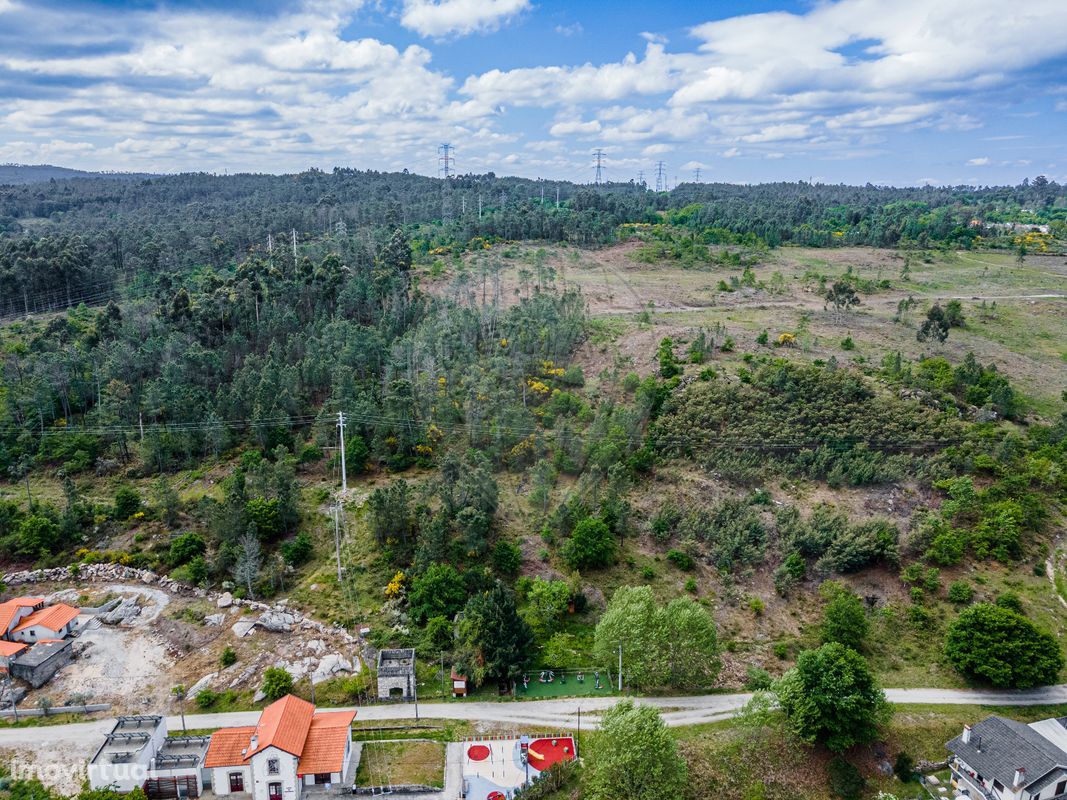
354, 740, 446, 789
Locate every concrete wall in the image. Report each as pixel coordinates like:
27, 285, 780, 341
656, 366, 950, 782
10, 642, 73, 688
210, 765, 252, 796
9, 619, 75, 643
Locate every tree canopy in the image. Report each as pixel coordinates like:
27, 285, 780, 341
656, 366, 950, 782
944, 603, 1064, 688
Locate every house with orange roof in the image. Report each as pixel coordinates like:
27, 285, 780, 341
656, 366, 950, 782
8, 602, 81, 643
0, 597, 45, 638
203, 695, 356, 800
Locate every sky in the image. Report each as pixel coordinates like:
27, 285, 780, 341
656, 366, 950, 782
1, 0, 1066, 185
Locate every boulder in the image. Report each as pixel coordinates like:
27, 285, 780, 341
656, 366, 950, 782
188, 672, 218, 698
312, 653, 354, 684
217, 592, 233, 609
231, 620, 257, 638
257, 610, 297, 633
102, 597, 141, 625
204, 613, 225, 626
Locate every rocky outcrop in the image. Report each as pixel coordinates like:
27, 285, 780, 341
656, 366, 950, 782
102, 597, 141, 625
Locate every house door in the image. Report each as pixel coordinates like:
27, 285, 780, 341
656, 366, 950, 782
228, 774, 244, 793
268, 782, 282, 800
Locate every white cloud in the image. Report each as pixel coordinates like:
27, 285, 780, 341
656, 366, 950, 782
555, 23, 583, 37
1057, 100, 1067, 112
721, 147, 740, 158
549, 119, 601, 136
967, 157, 991, 166
400, 0, 530, 38
741, 124, 811, 143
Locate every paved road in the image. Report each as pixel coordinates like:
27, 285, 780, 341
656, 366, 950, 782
6, 683, 1067, 755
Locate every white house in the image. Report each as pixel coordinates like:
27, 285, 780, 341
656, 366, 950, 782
204, 695, 356, 800
89, 714, 210, 797
0, 597, 45, 638
7, 602, 80, 643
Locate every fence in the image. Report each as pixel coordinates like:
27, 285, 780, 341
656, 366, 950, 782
0, 702, 111, 718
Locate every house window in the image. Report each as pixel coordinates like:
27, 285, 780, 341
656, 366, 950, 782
314, 774, 331, 785
994, 780, 1005, 792
228, 773, 244, 792
1056, 780, 1067, 796
267, 759, 280, 775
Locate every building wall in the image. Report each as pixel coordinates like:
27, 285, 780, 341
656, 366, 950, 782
249, 747, 300, 800
9, 621, 74, 644
376, 672, 413, 699
10, 643, 73, 688
210, 765, 252, 796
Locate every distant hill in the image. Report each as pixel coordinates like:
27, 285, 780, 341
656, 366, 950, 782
0, 163, 155, 185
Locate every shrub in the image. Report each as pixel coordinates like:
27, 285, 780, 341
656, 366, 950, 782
893, 751, 916, 783
749, 597, 765, 616
948, 580, 974, 605
650, 503, 682, 543
563, 517, 615, 570
684, 578, 698, 593
666, 549, 694, 570
841, 336, 856, 351
995, 592, 1024, 613
195, 689, 218, 710
113, 486, 141, 519
744, 666, 773, 690
684, 499, 767, 572
409, 563, 467, 624
822, 588, 869, 651
816, 520, 898, 574
828, 757, 866, 800
492, 539, 522, 576
220, 647, 237, 668
261, 667, 294, 701
170, 556, 207, 586
281, 532, 313, 565
169, 533, 206, 567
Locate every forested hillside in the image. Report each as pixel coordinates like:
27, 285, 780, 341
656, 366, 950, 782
1, 170, 1067, 800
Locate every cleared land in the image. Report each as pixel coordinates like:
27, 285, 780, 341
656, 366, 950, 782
354, 740, 446, 788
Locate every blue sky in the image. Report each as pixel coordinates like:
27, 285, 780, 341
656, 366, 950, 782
1, 0, 1065, 185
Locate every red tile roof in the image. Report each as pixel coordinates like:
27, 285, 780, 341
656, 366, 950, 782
248, 695, 315, 759
11, 603, 80, 634
297, 712, 356, 776
203, 726, 256, 768
0, 641, 27, 657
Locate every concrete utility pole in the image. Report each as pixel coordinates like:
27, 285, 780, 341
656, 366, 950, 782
337, 411, 347, 494
292, 229, 298, 267
618, 644, 623, 692
555, 186, 560, 208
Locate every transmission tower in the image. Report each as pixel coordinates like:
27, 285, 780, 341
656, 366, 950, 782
593, 149, 605, 184
438, 143, 455, 222
437, 143, 455, 178
693, 167, 702, 182
637, 170, 645, 186
655, 161, 667, 192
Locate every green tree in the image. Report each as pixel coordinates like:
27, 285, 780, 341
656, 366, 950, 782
944, 603, 1064, 688
454, 582, 533, 686
593, 586, 719, 690
821, 586, 869, 651
562, 517, 615, 570
169, 532, 206, 567
773, 643, 891, 752
917, 304, 950, 344
824, 282, 861, 316
153, 477, 181, 528
522, 578, 571, 639
15, 514, 60, 556
245, 497, 282, 542
583, 700, 687, 800
113, 485, 141, 519
491, 539, 522, 576
280, 532, 313, 565
261, 666, 294, 701
408, 563, 467, 624
657, 338, 680, 379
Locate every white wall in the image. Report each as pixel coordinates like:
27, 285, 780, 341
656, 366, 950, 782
9, 620, 73, 643
249, 747, 300, 800
211, 765, 252, 796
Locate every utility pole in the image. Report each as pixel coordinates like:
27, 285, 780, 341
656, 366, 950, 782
337, 411, 347, 494
540, 186, 544, 204
593, 149, 605, 184
555, 186, 560, 208
333, 503, 343, 583
292, 229, 297, 267
576, 706, 580, 759
478, 194, 483, 219
267, 233, 273, 254
172, 685, 187, 733
413, 666, 420, 722
655, 161, 667, 192
618, 644, 623, 692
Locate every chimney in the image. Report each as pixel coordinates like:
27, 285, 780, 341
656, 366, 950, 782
962, 725, 972, 744
1013, 768, 1026, 788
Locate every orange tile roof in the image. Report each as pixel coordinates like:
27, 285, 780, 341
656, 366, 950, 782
203, 726, 256, 768
0, 641, 27, 657
297, 712, 356, 776
248, 695, 315, 759
0, 598, 43, 635
11, 603, 80, 634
